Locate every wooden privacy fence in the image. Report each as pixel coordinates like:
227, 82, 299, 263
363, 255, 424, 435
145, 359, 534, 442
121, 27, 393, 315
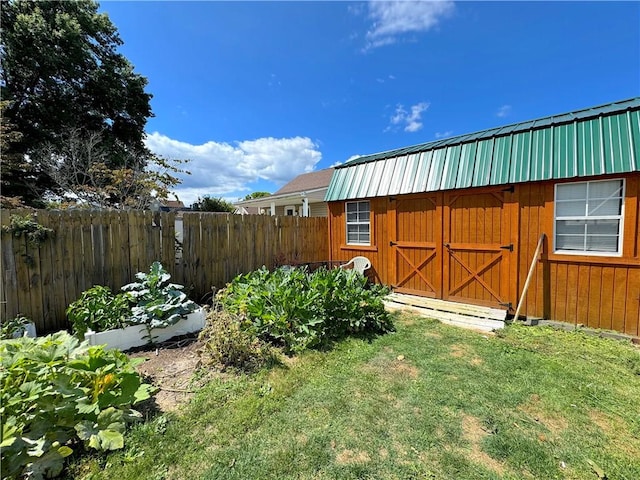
1, 210, 329, 333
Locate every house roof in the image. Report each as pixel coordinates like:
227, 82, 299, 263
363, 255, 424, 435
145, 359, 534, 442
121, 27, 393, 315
273, 168, 335, 195
161, 200, 185, 209
325, 98, 640, 202
234, 168, 334, 210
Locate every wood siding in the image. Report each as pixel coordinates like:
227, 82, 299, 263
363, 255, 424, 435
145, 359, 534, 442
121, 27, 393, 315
1, 211, 328, 333
328, 173, 640, 336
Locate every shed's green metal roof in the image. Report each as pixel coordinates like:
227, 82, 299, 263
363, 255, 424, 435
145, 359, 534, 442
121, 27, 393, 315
325, 98, 640, 202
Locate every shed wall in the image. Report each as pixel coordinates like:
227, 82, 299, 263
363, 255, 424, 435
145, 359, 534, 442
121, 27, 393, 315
328, 173, 640, 336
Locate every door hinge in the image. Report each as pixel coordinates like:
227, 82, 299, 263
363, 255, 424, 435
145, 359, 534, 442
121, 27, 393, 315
390, 240, 397, 247
499, 302, 513, 309
500, 243, 514, 252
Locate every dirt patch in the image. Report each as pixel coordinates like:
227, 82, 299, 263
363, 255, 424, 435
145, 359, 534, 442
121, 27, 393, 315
450, 344, 466, 358
461, 414, 506, 475
390, 358, 419, 379
336, 449, 371, 465
360, 352, 420, 380
128, 336, 218, 412
589, 410, 640, 457
518, 394, 568, 435
449, 344, 483, 366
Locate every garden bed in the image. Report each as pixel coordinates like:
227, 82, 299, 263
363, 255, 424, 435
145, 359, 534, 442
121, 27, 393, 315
84, 308, 206, 351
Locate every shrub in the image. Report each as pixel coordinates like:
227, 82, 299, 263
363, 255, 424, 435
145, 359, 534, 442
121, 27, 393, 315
67, 286, 131, 339
218, 266, 393, 353
0, 332, 155, 480
198, 309, 275, 372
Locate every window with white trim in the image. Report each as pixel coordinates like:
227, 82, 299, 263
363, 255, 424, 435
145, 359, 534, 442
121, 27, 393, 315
346, 201, 370, 245
554, 179, 624, 255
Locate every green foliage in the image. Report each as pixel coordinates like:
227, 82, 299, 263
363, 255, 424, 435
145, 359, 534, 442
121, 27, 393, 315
67, 263, 198, 344
1, 213, 53, 246
0, 332, 155, 480
191, 195, 235, 212
199, 308, 276, 372
1, 0, 154, 207
0, 315, 32, 340
67, 286, 132, 340
67, 315, 640, 480
243, 191, 271, 201
122, 262, 197, 342
218, 266, 393, 353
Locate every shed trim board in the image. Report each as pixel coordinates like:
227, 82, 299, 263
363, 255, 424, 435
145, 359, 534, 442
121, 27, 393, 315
326, 99, 640, 336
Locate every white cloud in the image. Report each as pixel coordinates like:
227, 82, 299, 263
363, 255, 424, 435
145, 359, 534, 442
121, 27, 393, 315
365, 1, 455, 50
435, 130, 453, 139
144, 133, 322, 206
376, 74, 396, 84
496, 105, 512, 118
387, 102, 430, 133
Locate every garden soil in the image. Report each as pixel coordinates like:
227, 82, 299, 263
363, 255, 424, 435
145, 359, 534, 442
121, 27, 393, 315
127, 335, 218, 412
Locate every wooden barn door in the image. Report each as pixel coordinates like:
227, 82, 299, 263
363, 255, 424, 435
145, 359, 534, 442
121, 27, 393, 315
443, 190, 512, 309
390, 194, 442, 298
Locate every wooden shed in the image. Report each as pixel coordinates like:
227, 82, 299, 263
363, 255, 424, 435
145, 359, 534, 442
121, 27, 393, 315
325, 98, 640, 336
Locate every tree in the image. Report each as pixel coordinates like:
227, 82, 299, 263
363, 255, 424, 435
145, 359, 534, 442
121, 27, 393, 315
0, 0, 156, 207
243, 191, 271, 201
32, 128, 187, 209
191, 196, 235, 213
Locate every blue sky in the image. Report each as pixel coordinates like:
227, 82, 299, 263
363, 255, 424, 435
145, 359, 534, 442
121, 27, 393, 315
100, 1, 640, 206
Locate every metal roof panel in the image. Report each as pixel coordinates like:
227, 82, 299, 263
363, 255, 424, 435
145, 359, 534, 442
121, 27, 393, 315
326, 98, 640, 202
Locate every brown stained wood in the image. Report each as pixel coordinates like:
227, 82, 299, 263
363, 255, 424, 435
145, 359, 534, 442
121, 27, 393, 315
565, 263, 579, 324
575, 264, 591, 327
625, 267, 640, 336
623, 175, 639, 258
589, 265, 603, 329
599, 267, 615, 331
611, 268, 628, 333
551, 264, 575, 322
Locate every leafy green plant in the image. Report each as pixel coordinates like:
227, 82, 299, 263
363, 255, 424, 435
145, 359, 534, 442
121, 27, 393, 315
0, 315, 32, 340
0, 332, 155, 480
67, 286, 132, 340
218, 266, 393, 353
199, 308, 276, 372
122, 262, 197, 343
1, 213, 54, 246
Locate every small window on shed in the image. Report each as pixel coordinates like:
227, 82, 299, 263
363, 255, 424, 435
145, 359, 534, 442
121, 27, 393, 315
554, 179, 624, 255
346, 201, 370, 245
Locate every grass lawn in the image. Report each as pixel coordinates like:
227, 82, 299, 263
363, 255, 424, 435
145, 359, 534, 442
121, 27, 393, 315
70, 313, 640, 480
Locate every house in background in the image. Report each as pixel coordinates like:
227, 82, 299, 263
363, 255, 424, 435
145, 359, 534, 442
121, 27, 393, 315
325, 98, 640, 336
160, 200, 186, 212
235, 168, 334, 217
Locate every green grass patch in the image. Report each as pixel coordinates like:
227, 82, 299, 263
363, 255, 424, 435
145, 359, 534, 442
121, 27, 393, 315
68, 314, 640, 480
